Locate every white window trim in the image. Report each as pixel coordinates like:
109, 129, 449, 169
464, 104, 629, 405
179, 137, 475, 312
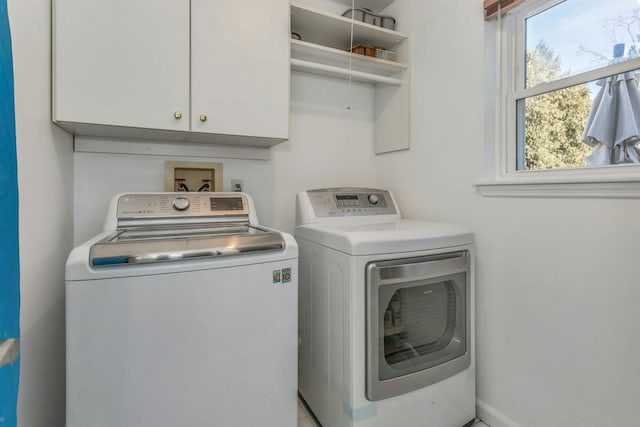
477, 0, 640, 199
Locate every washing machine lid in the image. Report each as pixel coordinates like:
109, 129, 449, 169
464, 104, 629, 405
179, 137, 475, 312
294, 220, 474, 255
90, 224, 284, 267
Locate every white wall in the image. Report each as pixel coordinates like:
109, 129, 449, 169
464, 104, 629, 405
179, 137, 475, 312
377, 1, 640, 426
73, 152, 274, 244
271, 72, 379, 232
8, 0, 74, 426
74, 72, 378, 242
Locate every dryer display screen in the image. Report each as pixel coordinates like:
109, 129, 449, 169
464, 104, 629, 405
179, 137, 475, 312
336, 195, 360, 207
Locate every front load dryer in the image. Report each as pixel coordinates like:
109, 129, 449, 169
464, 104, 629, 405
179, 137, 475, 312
295, 188, 475, 427
65, 192, 298, 427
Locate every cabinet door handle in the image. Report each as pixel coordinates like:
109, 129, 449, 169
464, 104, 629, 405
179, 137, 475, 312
174, 111, 182, 119
200, 114, 207, 122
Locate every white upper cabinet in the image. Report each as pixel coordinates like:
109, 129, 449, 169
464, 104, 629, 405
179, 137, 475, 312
53, 0, 290, 147
190, 0, 289, 140
53, 0, 190, 132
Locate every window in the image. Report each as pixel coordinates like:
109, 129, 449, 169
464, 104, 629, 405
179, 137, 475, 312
481, 0, 640, 196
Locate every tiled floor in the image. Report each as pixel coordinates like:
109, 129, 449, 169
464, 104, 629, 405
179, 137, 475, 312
297, 398, 489, 427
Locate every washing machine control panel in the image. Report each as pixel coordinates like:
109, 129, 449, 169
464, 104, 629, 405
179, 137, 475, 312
116, 193, 249, 219
306, 188, 397, 217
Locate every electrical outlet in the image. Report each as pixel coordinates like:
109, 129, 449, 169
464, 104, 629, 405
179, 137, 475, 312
231, 179, 243, 192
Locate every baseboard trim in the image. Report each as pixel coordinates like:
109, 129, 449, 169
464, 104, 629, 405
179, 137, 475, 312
476, 399, 522, 427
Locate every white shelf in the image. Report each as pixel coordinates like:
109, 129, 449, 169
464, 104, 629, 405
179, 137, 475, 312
290, 1, 410, 154
332, 0, 394, 13
291, 58, 403, 85
291, 39, 408, 77
290, 2, 407, 51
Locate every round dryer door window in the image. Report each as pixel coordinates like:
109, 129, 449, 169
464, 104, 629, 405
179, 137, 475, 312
365, 252, 471, 401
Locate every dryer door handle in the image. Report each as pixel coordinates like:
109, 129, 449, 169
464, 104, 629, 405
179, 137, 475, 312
0, 338, 19, 367
370, 251, 469, 285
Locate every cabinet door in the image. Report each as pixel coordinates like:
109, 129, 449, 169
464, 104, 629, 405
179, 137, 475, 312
190, 0, 290, 139
53, 0, 190, 131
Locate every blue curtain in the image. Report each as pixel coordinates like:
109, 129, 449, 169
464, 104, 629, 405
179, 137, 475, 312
0, 0, 20, 424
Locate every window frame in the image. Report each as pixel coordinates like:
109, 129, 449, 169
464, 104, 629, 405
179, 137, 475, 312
478, 0, 640, 198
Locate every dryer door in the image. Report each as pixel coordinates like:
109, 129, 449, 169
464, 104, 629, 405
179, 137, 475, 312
366, 251, 471, 401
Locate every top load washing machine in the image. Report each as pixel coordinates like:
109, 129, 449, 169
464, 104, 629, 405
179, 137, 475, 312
66, 192, 298, 427
295, 188, 475, 427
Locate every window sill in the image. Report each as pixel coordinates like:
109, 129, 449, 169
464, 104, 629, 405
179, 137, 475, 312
475, 177, 640, 199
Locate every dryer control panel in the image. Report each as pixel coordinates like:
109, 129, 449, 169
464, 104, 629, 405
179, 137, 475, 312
305, 188, 397, 218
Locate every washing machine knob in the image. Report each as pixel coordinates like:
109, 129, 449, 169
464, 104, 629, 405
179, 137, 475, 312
172, 197, 190, 211
368, 194, 379, 205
